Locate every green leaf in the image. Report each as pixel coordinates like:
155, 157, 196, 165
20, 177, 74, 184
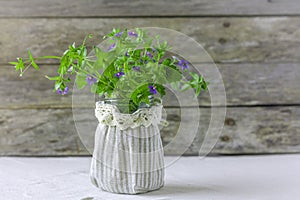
91, 84, 97, 93
165, 65, 181, 83
54, 81, 63, 90
95, 81, 107, 95
9, 62, 18, 65
75, 73, 87, 89
28, 49, 39, 70
180, 83, 191, 92
16, 57, 25, 72
71, 42, 76, 49
31, 61, 39, 70
201, 80, 208, 90
170, 81, 180, 90
58, 54, 70, 75
63, 77, 72, 83
189, 72, 199, 80
28, 49, 34, 61
162, 58, 171, 66
130, 89, 140, 105
45, 75, 61, 81
94, 46, 106, 69
195, 86, 201, 97
130, 84, 151, 105
154, 84, 166, 97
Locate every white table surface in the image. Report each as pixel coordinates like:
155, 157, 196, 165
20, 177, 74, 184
0, 155, 299, 200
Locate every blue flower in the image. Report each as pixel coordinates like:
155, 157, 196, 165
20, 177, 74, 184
108, 43, 116, 51
148, 85, 157, 95
128, 31, 138, 37
146, 52, 153, 58
86, 75, 97, 85
132, 66, 141, 71
178, 59, 189, 70
125, 51, 129, 57
57, 86, 69, 95
114, 31, 123, 37
114, 71, 125, 78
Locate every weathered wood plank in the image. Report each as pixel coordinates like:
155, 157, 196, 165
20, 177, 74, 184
1, 63, 299, 108
0, 106, 299, 155
1, 18, 300, 63
0, 0, 300, 17
0, 109, 83, 155
198, 106, 300, 155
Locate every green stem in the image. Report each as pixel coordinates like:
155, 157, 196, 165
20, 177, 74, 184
85, 61, 101, 77
20, 63, 32, 76
35, 56, 61, 59
76, 66, 114, 90
74, 68, 97, 79
23, 56, 61, 65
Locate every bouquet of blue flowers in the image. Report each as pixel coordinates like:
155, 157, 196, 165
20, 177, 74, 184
9, 28, 207, 113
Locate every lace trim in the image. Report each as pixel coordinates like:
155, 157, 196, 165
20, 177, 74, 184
95, 101, 163, 130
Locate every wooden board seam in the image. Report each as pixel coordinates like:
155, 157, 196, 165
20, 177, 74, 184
1, 104, 300, 110
1, 15, 300, 19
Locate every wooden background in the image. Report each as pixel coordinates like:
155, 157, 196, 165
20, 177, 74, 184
1, 0, 300, 156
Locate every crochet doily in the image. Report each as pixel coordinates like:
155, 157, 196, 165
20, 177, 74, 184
95, 101, 166, 130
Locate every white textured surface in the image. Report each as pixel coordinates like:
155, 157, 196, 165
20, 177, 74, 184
0, 155, 300, 200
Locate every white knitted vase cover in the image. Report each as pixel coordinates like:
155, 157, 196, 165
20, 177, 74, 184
90, 101, 165, 194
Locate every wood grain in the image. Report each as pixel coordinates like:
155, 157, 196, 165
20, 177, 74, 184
1, 62, 299, 108
0, 106, 299, 155
1, 0, 299, 156
1, 18, 300, 64
0, 0, 300, 17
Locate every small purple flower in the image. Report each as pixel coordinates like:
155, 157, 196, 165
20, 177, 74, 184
178, 59, 189, 70
151, 47, 157, 52
114, 71, 125, 78
108, 43, 116, 51
114, 31, 123, 37
86, 75, 97, 85
146, 52, 153, 58
125, 51, 130, 57
57, 86, 69, 95
128, 31, 138, 37
148, 85, 157, 95
132, 66, 141, 71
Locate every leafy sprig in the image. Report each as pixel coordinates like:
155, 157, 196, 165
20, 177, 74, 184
9, 28, 208, 113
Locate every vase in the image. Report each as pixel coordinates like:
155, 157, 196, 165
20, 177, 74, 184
90, 99, 165, 194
